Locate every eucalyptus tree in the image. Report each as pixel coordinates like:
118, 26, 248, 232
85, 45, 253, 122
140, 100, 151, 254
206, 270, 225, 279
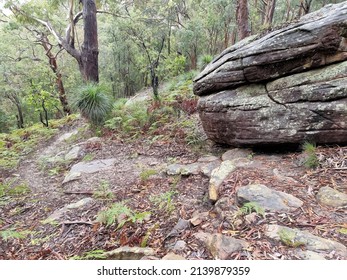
7, 0, 100, 82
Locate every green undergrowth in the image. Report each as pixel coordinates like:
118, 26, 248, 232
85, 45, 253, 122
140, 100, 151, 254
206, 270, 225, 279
96, 201, 151, 229
0, 114, 79, 172
104, 72, 204, 147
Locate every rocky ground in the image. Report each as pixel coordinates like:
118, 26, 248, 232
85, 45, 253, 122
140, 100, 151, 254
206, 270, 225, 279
0, 118, 346, 260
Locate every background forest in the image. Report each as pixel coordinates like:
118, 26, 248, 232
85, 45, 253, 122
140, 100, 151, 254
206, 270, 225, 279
0, 0, 345, 132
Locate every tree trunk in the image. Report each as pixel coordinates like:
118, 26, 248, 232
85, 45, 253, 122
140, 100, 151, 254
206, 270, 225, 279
40, 34, 71, 115
263, 0, 276, 27
236, 0, 250, 41
80, 0, 99, 83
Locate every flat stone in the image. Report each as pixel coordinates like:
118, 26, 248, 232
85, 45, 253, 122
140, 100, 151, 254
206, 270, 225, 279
189, 212, 209, 226
57, 130, 78, 142
265, 224, 347, 257
166, 163, 183, 175
104, 246, 155, 260
201, 160, 222, 177
295, 250, 326, 260
162, 252, 186, 260
194, 232, 248, 260
173, 240, 187, 251
65, 146, 82, 161
70, 158, 117, 174
198, 155, 220, 162
180, 163, 201, 175
66, 197, 94, 209
222, 148, 252, 161
62, 171, 82, 184
44, 197, 94, 222
316, 186, 347, 207
237, 184, 303, 212
209, 160, 237, 201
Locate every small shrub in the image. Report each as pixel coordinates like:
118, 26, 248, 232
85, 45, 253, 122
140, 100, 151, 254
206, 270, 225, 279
93, 180, 114, 200
198, 54, 213, 71
139, 169, 157, 183
238, 202, 265, 217
302, 141, 319, 169
74, 83, 112, 126
150, 190, 178, 214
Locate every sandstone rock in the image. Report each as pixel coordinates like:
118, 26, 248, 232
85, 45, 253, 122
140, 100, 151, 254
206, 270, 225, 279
316, 186, 347, 207
57, 129, 78, 142
65, 146, 82, 161
209, 160, 236, 201
222, 148, 252, 161
295, 250, 326, 260
194, 232, 248, 260
162, 252, 186, 260
265, 224, 347, 257
70, 158, 117, 174
237, 184, 303, 212
200, 160, 221, 177
193, 3, 347, 146
44, 197, 94, 222
194, 3, 347, 96
189, 211, 209, 226
173, 240, 187, 252
166, 163, 200, 176
104, 246, 155, 260
62, 171, 82, 185
197, 155, 220, 162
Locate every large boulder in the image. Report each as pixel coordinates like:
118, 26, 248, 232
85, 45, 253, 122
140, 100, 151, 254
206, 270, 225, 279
193, 3, 347, 146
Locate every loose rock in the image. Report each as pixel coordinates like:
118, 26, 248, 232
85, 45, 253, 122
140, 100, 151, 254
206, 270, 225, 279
194, 232, 248, 260
316, 186, 347, 207
103, 246, 155, 260
237, 184, 303, 212
265, 224, 347, 257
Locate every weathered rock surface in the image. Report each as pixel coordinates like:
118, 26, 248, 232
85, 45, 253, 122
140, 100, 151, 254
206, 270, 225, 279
44, 197, 94, 222
64, 146, 82, 161
194, 232, 248, 260
103, 246, 155, 260
193, 3, 347, 146
316, 186, 347, 207
265, 224, 347, 257
162, 252, 186, 260
209, 160, 237, 201
237, 184, 303, 212
70, 158, 117, 174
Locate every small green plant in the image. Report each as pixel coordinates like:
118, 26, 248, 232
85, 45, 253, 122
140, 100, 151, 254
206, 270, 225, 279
0, 179, 30, 198
93, 180, 114, 200
302, 141, 319, 168
0, 229, 32, 241
96, 202, 150, 228
74, 83, 112, 126
70, 249, 107, 260
198, 54, 213, 70
150, 189, 178, 214
139, 169, 157, 183
238, 202, 265, 217
82, 153, 94, 162
278, 229, 305, 247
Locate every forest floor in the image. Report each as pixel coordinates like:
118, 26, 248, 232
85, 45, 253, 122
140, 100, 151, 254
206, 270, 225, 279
0, 114, 346, 260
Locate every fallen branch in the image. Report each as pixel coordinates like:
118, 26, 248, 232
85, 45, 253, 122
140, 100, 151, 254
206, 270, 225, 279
60, 220, 94, 226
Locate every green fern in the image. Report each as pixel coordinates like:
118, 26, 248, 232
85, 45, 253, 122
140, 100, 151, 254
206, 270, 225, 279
96, 202, 150, 228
